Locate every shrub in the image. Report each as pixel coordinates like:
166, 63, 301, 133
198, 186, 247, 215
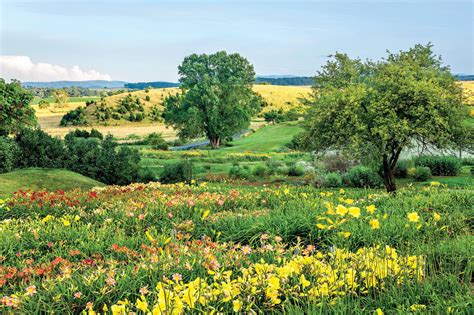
229, 163, 252, 179
15, 129, 66, 168
65, 129, 103, 141
145, 132, 169, 150
265, 159, 285, 175
145, 95, 151, 101
295, 161, 315, 175
320, 154, 355, 173
323, 172, 343, 188
347, 166, 383, 188
394, 160, 410, 178
414, 155, 461, 176
412, 166, 432, 182
288, 164, 305, 177
461, 157, 474, 166
286, 133, 305, 150
252, 164, 268, 177
0, 137, 19, 173
160, 160, 193, 184
60, 107, 88, 126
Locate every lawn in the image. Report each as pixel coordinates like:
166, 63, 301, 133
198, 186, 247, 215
223, 122, 303, 152
0, 168, 104, 198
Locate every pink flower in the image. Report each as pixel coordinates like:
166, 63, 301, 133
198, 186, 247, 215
139, 286, 149, 295
241, 245, 252, 255
25, 285, 37, 296
74, 292, 82, 299
172, 273, 182, 282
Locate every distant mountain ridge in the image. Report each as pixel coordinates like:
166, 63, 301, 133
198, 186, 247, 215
21, 73, 473, 89
256, 76, 313, 86
124, 81, 179, 89
454, 74, 474, 81
23, 80, 128, 88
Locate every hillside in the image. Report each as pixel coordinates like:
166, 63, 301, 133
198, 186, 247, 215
35, 85, 311, 138
0, 168, 104, 197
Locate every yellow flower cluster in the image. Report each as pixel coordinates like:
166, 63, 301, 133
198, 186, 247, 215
96, 246, 423, 315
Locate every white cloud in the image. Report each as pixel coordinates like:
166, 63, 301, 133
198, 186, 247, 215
0, 56, 112, 82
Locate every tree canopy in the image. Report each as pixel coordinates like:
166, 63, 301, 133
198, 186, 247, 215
0, 79, 36, 136
163, 51, 262, 148
300, 44, 469, 192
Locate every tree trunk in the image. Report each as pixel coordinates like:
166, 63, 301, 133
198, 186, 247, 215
382, 156, 397, 193
210, 137, 220, 149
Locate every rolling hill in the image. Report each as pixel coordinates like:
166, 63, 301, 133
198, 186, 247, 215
0, 168, 105, 197
34, 85, 311, 138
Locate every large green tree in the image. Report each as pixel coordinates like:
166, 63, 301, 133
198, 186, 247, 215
301, 44, 469, 192
0, 79, 36, 136
163, 51, 262, 148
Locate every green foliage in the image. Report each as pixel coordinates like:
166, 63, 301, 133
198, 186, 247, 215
60, 107, 88, 126
64, 129, 103, 140
0, 137, 20, 173
115, 94, 145, 121
64, 134, 142, 185
228, 163, 252, 179
38, 99, 50, 109
412, 166, 432, 182
301, 44, 468, 192
145, 132, 168, 150
163, 51, 262, 148
160, 160, 193, 183
15, 129, 66, 169
252, 163, 268, 177
93, 98, 113, 122
288, 164, 305, 176
263, 110, 283, 124
347, 166, 383, 188
0, 79, 36, 136
323, 172, 343, 188
394, 160, 410, 178
148, 105, 162, 122
8, 128, 142, 185
414, 156, 461, 176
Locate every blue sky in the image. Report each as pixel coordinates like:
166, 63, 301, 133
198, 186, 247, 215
0, 0, 472, 82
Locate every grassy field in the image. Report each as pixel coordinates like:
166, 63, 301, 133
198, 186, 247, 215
138, 122, 307, 178
0, 182, 472, 313
221, 122, 303, 152
0, 168, 104, 198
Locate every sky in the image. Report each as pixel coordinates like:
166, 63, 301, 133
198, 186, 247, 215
0, 0, 472, 82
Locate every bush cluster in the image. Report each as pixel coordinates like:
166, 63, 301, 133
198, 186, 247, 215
160, 160, 193, 183
414, 156, 461, 176
145, 132, 169, 150
60, 107, 88, 126
346, 166, 383, 188
0, 129, 150, 185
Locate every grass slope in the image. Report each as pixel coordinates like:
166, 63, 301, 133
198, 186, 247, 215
0, 168, 104, 197
224, 122, 303, 152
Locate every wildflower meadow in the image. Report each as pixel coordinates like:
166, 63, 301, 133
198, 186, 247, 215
0, 182, 472, 314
